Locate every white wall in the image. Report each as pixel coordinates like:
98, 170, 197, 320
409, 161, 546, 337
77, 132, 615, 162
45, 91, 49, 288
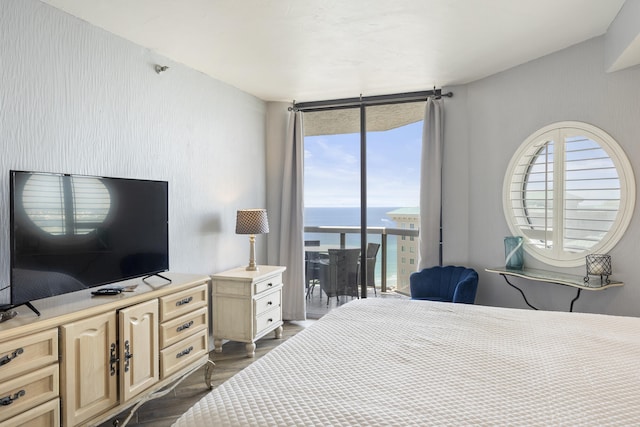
0, 0, 268, 304
445, 36, 640, 316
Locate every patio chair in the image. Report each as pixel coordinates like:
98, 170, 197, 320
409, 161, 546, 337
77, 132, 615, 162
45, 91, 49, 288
320, 248, 360, 305
305, 250, 327, 299
357, 243, 380, 296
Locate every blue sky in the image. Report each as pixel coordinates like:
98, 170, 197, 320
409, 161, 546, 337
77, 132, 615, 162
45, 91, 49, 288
304, 120, 423, 207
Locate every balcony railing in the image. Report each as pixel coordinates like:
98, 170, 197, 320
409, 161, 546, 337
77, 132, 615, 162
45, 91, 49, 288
304, 225, 419, 293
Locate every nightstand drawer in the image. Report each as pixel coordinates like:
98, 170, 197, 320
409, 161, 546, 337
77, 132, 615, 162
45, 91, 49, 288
0, 397, 60, 427
160, 329, 208, 379
255, 307, 282, 336
0, 364, 59, 423
160, 307, 208, 348
255, 289, 281, 316
254, 274, 282, 295
0, 329, 58, 383
160, 284, 208, 321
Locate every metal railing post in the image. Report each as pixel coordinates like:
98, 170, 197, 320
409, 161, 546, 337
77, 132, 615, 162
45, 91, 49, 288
381, 233, 387, 293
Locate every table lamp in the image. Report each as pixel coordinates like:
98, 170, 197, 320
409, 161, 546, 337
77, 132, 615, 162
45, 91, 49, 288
235, 209, 269, 271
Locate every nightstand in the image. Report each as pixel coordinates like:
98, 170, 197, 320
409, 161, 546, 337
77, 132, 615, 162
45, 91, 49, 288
211, 265, 285, 357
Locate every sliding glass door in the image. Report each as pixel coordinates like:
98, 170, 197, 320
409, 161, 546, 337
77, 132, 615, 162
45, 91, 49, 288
303, 101, 424, 300
364, 103, 423, 295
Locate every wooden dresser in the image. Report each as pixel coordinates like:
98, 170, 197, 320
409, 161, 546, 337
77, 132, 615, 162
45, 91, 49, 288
211, 265, 285, 357
0, 273, 212, 427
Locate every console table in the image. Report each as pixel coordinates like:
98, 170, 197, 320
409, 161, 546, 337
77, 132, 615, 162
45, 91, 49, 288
485, 266, 623, 312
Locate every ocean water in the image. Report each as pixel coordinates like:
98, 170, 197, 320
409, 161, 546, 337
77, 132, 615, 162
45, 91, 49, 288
304, 207, 401, 287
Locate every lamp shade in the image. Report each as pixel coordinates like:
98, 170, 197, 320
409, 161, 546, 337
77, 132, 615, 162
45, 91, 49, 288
235, 209, 269, 235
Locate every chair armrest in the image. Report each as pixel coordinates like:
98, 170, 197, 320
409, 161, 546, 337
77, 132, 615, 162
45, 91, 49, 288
452, 275, 478, 304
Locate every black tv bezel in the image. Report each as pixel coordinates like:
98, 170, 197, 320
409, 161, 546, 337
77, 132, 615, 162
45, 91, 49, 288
8, 170, 170, 311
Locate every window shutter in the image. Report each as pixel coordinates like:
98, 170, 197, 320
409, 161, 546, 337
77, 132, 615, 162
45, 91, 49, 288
563, 134, 619, 252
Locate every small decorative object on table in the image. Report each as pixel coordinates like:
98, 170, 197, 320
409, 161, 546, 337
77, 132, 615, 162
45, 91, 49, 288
504, 236, 524, 270
584, 254, 612, 285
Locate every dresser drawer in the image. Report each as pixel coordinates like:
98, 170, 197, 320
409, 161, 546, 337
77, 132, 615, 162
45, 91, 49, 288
159, 284, 208, 321
254, 289, 282, 316
254, 274, 282, 295
0, 397, 60, 427
0, 329, 58, 383
160, 329, 208, 379
255, 307, 282, 336
0, 364, 59, 423
160, 307, 208, 348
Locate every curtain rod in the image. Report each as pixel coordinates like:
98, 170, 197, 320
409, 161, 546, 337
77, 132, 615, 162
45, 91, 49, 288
289, 88, 453, 112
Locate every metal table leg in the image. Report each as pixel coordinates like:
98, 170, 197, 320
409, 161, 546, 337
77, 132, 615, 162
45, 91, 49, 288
502, 273, 582, 312
501, 274, 538, 310
569, 288, 581, 312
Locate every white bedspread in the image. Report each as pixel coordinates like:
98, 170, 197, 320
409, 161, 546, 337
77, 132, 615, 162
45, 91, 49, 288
174, 299, 640, 426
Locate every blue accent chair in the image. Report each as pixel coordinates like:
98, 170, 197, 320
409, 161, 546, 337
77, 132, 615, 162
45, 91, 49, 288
410, 266, 479, 304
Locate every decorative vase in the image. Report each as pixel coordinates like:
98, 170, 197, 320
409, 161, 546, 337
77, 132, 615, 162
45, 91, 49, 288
504, 236, 524, 270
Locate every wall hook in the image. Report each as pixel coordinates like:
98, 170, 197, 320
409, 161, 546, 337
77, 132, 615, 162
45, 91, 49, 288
155, 65, 169, 74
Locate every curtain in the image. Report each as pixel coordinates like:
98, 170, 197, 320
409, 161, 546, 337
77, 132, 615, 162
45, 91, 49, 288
278, 110, 306, 320
418, 97, 444, 270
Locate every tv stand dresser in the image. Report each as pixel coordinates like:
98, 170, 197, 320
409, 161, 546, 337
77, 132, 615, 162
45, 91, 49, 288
0, 273, 213, 427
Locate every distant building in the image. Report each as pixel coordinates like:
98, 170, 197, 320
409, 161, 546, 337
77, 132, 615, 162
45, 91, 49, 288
387, 207, 419, 295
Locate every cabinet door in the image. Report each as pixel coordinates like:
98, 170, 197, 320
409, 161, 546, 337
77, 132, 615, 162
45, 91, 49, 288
119, 299, 159, 402
61, 311, 117, 427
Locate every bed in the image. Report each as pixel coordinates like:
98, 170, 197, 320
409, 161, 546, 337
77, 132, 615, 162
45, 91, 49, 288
174, 298, 640, 426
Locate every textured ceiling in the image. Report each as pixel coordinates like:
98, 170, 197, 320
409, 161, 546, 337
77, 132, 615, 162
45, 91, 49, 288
40, 0, 626, 102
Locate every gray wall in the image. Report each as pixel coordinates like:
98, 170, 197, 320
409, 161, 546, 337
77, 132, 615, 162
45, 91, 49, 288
444, 36, 640, 316
0, 0, 268, 304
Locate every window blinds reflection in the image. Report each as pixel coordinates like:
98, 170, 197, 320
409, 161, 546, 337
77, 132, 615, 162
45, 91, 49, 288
22, 174, 111, 235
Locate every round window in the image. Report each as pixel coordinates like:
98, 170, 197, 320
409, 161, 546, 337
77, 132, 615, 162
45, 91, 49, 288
503, 121, 635, 267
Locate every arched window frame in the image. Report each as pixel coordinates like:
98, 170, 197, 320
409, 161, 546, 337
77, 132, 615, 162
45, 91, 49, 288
502, 121, 635, 267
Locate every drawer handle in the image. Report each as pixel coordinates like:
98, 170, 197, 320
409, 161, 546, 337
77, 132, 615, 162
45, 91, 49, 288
0, 348, 24, 366
0, 390, 25, 406
177, 346, 194, 359
268, 318, 273, 323
109, 343, 119, 376
267, 283, 273, 287
176, 296, 193, 306
124, 340, 133, 373
267, 301, 273, 306
177, 320, 194, 333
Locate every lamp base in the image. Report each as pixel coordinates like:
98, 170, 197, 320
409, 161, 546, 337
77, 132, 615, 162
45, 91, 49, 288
246, 235, 258, 271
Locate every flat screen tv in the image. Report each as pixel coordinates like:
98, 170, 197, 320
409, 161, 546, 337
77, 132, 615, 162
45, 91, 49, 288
8, 170, 169, 314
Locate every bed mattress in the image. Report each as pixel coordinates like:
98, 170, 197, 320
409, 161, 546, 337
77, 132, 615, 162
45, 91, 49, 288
174, 298, 640, 426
